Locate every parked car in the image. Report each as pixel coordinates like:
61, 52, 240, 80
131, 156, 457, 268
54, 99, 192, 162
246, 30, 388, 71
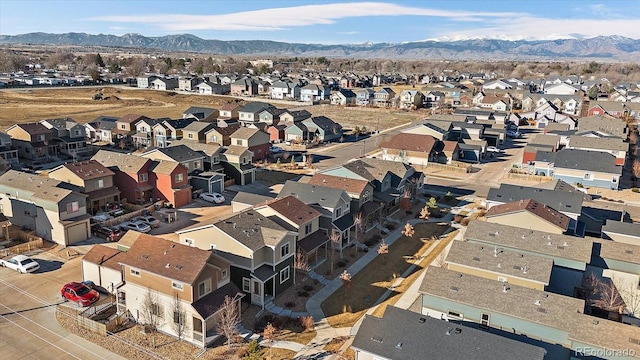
132, 215, 160, 228
61, 282, 100, 307
269, 146, 284, 153
507, 130, 523, 138
0, 255, 40, 273
199, 192, 225, 204
486, 146, 504, 153
120, 220, 152, 233
92, 225, 123, 241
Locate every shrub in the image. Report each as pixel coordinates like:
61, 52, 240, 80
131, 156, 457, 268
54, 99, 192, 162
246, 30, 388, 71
405, 210, 413, 215
460, 218, 471, 226
453, 214, 464, 223
385, 224, 396, 230
244, 340, 262, 360
284, 301, 296, 308
303, 285, 314, 292
632, 188, 639, 193
235, 345, 249, 359
300, 316, 315, 331
255, 314, 277, 332
297, 291, 310, 297
337, 261, 347, 268
371, 234, 382, 241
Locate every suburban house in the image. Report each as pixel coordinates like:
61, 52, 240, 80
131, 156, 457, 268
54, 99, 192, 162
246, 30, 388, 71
330, 89, 357, 105
0, 170, 91, 245
300, 116, 343, 143
355, 88, 375, 106
0, 132, 19, 166
92, 150, 155, 205
181, 122, 217, 143
168, 141, 225, 194
156, 118, 198, 147
6, 122, 55, 160
238, 102, 276, 127
131, 117, 158, 149
484, 198, 573, 235
380, 133, 442, 168
141, 145, 206, 175
270, 81, 301, 100
601, 220, 640, 246
205, 124, 240, 146
178, 77, 202, 92
266, 124, 287, 143
373, 87, 396, 107
257, 107, 286, 125
230, 127, 270, 161
150, 77, 178, 91
148, 160, 193, 208
445, 240, 553, 291
279, 109, 312, 125
220, 145, 255, 186
136, 75, 158, 89
218, 103, 241, 121
534, 149, 622, 190
47, 160, 120, 215
230, 78, 258, 96
115, 232, 242, 347
398, 90, 425, 109
254, 195, 328, 269
195, 81, 230, 95
183, 107, 219, 122
284, 123, 311, 143
308, 173, 374, 211
85, 116, 118, 144
114, 114, 149, 147
278, 181, 354, 248
176, 210, 296, 308
577, 114, 628, 138
567, 136, 627, 166
352, 305, 546, 360
300, 84, 330, 102
81, 245, 125, 293
40, 118, 91, 159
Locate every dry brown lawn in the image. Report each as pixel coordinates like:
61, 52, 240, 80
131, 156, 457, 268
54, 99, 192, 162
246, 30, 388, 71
0, 86, 423, 131
320, 223, 448, 328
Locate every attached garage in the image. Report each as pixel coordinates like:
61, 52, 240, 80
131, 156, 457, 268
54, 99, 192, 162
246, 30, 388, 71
190, 172, 225, 194
81, 245, 124, 294
65, 220, 90, 245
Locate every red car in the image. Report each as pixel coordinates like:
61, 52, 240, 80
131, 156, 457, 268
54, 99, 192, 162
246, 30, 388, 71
61, 282, 100, 307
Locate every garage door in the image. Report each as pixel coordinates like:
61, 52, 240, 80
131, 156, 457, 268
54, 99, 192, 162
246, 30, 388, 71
210, 179, 222, 193
66, 222, 89, 245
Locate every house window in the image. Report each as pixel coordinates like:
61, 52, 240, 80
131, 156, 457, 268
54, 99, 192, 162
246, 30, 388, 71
280, 266, 290, 284
242, 278, 251, 293
281, 243, 290, 258
188, 133, 193, 139
236, 139, 242, 145
336, 207, 342, 218
185, 238, 193, 246
194, 161, 200, 169
584, 173, 593, 180
198, 278, 212, 297
37, 134, 45, 141
175, 173, 184, 182
304, 223, 312, 235
130, 268, 140, 277
120, 124, 126, 129
211, 135, 218, 143
221, 269, 228, 278
447, 311, 463, 320
151, 303, 163, 318
193, 317, 203, 333
74, 130, 81, 136
66, 201, 79, 213
172, 282, 184, 291
481, 313, 490, 327
173, 310, 185, 325
139, 173, 148, 182
96, 179, 104, 189
212, 156, 219, 164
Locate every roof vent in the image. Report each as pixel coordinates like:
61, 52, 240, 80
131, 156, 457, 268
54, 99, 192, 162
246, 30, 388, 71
419, 317, 426, 323
454, 328, 462, 334
536, 307, 547, 314
449, 286, 459, 292
371, 336, 383, 343
141, 255, 149, 260
395, 342, 402, 349
175, 265, 183, 270
446, 327, 452, 336
165, 263, 171, 268
534, 300, 541, 306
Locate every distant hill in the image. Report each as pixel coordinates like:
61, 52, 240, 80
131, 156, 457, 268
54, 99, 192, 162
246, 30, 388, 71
2, 32, 640, 61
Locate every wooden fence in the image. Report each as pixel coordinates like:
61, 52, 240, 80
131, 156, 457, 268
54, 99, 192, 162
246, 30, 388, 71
57, 302, 127, 336
0, 237, 44, 257
425, 161, 472, 173
506, 172, 551, 183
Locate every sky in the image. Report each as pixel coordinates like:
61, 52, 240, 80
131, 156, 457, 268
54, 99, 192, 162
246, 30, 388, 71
1, 0, 639, 44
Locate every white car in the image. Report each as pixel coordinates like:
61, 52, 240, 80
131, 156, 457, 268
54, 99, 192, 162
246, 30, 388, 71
486, 146, 503, 153
200, 192, 225, 204
120, 220, 151, 233
132, 215, 160, 228
0, 255, 40, 273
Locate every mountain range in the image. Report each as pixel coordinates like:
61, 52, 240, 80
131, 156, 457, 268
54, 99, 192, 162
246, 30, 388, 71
1, 32, 640, 61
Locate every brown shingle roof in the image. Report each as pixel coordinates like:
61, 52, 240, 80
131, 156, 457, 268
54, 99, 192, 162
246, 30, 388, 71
485, 199, 570, 231
381, 133, 438, 152
82, 245, 124, 271
264, 195, 320, 226
150, 160, 181, 175
308, 173, 369, 195
118, 232, 211, 284
60, 160, 115, 180
92, 150, 151, 173
220, 103, 243, 111
118, 114, 147, 124
12, 122, 50, 135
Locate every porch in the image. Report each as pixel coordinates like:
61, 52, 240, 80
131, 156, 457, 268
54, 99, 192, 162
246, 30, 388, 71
249, 264, 277, 308
298, 230, 329, 270
86, 187, 121, 215
58, 137, 92, 158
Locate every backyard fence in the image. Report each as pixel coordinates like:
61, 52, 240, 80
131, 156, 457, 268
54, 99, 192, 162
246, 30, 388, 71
0, 236, 44, 257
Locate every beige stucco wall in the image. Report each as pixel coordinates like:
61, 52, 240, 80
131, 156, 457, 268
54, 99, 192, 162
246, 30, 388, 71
179, 227, 252, 259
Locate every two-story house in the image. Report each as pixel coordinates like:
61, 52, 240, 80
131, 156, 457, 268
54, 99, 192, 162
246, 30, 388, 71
92, 150, 155, 205
114, 114, 150, 147
0, 132, 19, 166
238, 102, 276, 127
141, 145, 205, 175
300, 84, 330, 102
176, 210, 296, 308
195, 81, 231, 95
148, 160, 192, 208
116, 232, 242, 347
136, 75, 158, 88
218, 103, 241, 121
279, 109, 312, 126
169, 141, 226, 194
300, 116, 343, 143
229, 127, 270, 161
181, 122, 217, 143
257, 107, 286, 126
254, 195, 328, 269
330, 89, 357, 106
85, 116, 118, 144
178, 77, 202, 92
6, 122, 55, 161
151, 77, 178, 91
278, 181, 354, 248
398, 90, 424, 109
355, 88, 375, 106
40, 118, 91, 159
48, 160, 120, 215
205, 124, 240, 146
230, 78, 258, 96
373, 87, 396, 107
0, 170, 91, 245
156, 118, 197, 147
380, 133, 441, 168
131, 117, 159, 149
270, 81, 300, 100
534, 149, 622, 190
566, 136, 627, 166
220, 145, 255, 186
183, 107, 219, 122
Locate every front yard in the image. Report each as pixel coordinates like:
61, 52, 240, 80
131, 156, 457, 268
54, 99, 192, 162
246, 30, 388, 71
320, 222, 448, 328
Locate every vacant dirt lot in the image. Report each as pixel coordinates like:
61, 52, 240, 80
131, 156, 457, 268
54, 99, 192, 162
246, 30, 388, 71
0, 86, 424, 130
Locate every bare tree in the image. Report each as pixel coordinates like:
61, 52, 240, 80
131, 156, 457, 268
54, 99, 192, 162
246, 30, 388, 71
402, 223, 415, 237
140, 288, 162, 348
632, 160, 640, 182
593, 278, 625, 313
399, 188, 412, 212
294, 249, 310, 286
340, 270, 352, 296
263, 322, 277, 359
171, 291, 189, 340
331, 229, 343, 260
618, 280, 640, 319
377, 240, 389, 264
432, 251, 447, 268
419, 205, 430, 220
215, 295, 241, 349
353, 212, 364, 255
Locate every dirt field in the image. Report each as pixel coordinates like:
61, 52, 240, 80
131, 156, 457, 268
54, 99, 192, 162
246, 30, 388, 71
0, 86, 424, 130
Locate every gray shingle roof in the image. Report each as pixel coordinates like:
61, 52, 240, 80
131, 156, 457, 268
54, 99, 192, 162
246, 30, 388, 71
183, 106, 218, 120
278, 181, 348, 210
352, 306, 546, 360
487, 184, 583, 215
568, 136, 627, 152
239, 102, 274, 114
597, 238, 640, 265
553, 149, 621, 175
214, 210, 289, 249
144, 144, 206, 162
602, 219, 640, 238
0, 169, 84, 204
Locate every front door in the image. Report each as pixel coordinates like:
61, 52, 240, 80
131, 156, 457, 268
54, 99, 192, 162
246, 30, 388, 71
251, 280, 263, 306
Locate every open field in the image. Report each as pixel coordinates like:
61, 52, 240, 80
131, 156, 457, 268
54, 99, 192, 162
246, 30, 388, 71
0, 86, 423, 130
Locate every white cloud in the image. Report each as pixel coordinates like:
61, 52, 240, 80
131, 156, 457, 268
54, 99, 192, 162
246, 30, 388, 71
88, 2, 520, 32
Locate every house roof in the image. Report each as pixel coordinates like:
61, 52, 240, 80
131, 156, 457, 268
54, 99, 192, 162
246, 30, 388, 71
239, 102, 274, 114
344, 157, 412, 182
214, 210, 289, 250
578, 114, 626, 138
261, 195, 320, 226
352, 306, 546, 360
597, 239, 640, 265
222, 145, 250, 157
56, 160, 115, 180
117, 114, 148, 124
183, 106, 218, 120
41, 117, 79, 130
92, 150, 151, 173
552, 149, 621, 175
182, 121, 216, 133
602, 219, 640, 238
220, 102, 242, 111
487, 184, 583, 215
8, 122, 50, 134
278, 180, 349, 210
445, 241, 553, 284
149, 160, 182, 175
336, 89, 356, 97
308, 173, 369, 196
568, 136, 627, 152
485, 198, 570, 231
529, 134, 559, 147
82, 245, 124, 271
206, 124, 241, 137
0, 169, 83, 203
192, 282, 242, 319
419, 266, 585, 332
163, 118, 197, 130
382, 133, 438, 153
143, 145, 206, 162
568, 313, 640, 357
169, 140, 222, 157
118, 232, 212, 284
231, 192, 274, 206
297, 230, 329, 253
305, 116, 341, 132
464, 220, 592, 264
231, 127, 261, 139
